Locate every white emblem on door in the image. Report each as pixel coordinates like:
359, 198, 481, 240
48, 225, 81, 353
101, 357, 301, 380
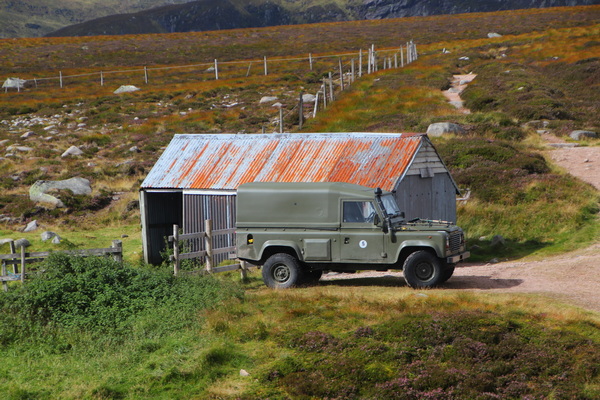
359, 240, 368, 249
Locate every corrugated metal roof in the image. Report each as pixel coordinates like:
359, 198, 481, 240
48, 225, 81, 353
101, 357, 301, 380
141, 133, 426, 192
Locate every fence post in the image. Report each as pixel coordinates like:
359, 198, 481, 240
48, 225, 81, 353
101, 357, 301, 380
240, 260, 248, 281
401, 46, 404, 67
214, 59, 219, 80
359, 49, 363, 77
173, 224, 180, 276
309, 53, 313, 70
59, 71, 63, 88
351, 58, 355, 83
313, 91, 319, 118
144, 66, 148, 84
279, 106, 284, 133
2, 262, 7, 292
246, 63, 252, 77
298, 92, 304, 129
111, 240, 123, 263
9, 241, 16, 274
264, 56, 268, 76
394, 54, 398, 68
20, 245, 25, 283
338, 58, 344, 91
328, 72, 334, 101
321, 80, 327, 108
100, 71, 104, 86
205, 220, 213, 273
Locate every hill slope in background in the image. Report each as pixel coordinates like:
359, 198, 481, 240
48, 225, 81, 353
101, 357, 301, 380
2, 0, 596, 38
0, 0, 196, 38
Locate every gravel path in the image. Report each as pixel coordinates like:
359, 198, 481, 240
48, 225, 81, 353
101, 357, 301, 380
324, 86, 600, 313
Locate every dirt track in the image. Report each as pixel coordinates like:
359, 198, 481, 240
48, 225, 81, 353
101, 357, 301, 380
325, 83, 600, 313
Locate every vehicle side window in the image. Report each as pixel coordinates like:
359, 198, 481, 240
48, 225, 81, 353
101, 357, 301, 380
343, 201, 376, 223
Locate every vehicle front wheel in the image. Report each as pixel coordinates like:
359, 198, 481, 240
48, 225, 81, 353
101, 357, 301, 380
402, 250, 444, 288
262, 253, 304, 289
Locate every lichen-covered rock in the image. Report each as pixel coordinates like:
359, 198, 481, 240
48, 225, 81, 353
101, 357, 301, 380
29, 177, 92, 208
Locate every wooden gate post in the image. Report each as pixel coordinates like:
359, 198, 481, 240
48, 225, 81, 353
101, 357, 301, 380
173, 224, 180, 276
111, 240, 123, 263
240, 260, 248, 281
2, 262, 7, 292
205, 220, 213, 273
20, 245, 25, 283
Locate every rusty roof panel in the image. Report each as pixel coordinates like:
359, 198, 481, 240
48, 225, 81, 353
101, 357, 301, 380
141, 133, 425, 192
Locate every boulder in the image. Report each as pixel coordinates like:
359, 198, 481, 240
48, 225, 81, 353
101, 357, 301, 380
426, 122, 465, 137
302, 93, 317, 103
114, 85, 140, 94
41, 231, 58, 241
23, 220, 38, 233
259, 96, 278, 104
14, 238, 31, 249
491, 235, 505, 247
61, 145, 84, 157
29, 177, 92, 208
487, 32, 502, 38
569, 130, 597, 140
52, 235, 62, 244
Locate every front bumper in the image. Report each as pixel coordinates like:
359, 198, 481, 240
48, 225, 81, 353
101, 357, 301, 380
447, 251, 470, 264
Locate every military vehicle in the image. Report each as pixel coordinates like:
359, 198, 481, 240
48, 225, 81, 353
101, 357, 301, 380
236, 182, 469, 289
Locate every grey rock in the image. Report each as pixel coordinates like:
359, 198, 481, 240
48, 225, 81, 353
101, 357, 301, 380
114, 85, 140, 94
23, 220, 38, 232
29, 177, 92, 208
569, 130, 597, 140
240, 369, 250, 377
41, 231, 57, 241
0, 238, 15, 246
259, 96, 278, 104
20, 132, 35, 138
426, 122, 465, 137
129, 146, 141, 153
14, 238, 31, 249
487, 32, 502, 38
302, 93, 317, 103
51, 236, 62, 244
491, 235, 505, 247
61, 145, 84, 158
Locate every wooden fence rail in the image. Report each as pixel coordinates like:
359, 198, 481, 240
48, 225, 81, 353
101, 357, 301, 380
0, 240, 123, 291
169, 221, 251, 279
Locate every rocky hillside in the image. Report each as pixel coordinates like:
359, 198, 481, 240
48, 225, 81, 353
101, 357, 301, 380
47, 0, 598, 37
0, 0, 196, 38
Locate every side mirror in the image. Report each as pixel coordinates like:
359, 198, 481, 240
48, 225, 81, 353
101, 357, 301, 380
373, 213, 380, 225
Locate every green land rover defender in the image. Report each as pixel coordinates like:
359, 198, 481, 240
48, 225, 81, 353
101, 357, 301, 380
236, 182, 469, 289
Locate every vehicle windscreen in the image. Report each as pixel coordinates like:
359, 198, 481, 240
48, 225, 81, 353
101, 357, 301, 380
381, 194, 401, 217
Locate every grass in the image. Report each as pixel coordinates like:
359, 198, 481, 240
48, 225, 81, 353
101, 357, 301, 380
1, 267, 599, 399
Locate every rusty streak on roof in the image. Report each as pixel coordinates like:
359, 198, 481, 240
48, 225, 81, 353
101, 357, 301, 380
141, 133, 426, 192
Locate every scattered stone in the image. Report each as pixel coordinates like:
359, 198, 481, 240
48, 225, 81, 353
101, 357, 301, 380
259, 96, 278, 104
43, 125, 56, 131
51, 236, 62, 244
129, 146, 141, 153
487, 32, 502, 38
426, 122, 465, 137
20, 132, 35, 138
61, 145, 84, 158
0, 139, 9, 146
121, 234, 129, 238
240, 369, 250, 377
41, 231, 58, 241
114, 85, 140, 94
29, 177, 92, 208
23, 220, 38, 232
489, 258, 499, 263
491, 235, 505, 247
272, 102, 284, 108
569, 130, 597, 140
14, 238, 31, 249
302, 93, 317, 103
7, 145, 33, 152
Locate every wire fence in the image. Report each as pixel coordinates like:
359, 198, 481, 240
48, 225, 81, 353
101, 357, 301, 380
2, 41, 418, 93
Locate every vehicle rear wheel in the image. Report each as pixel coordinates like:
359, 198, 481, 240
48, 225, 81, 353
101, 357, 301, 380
402, 250, 444, 288
262, 253, 304, 289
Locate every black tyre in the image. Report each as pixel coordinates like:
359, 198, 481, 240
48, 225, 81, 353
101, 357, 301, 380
304, 269, 323, 284
262, 253, 304, 289
402, 250, 444, 288
440, 264, 456, 283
